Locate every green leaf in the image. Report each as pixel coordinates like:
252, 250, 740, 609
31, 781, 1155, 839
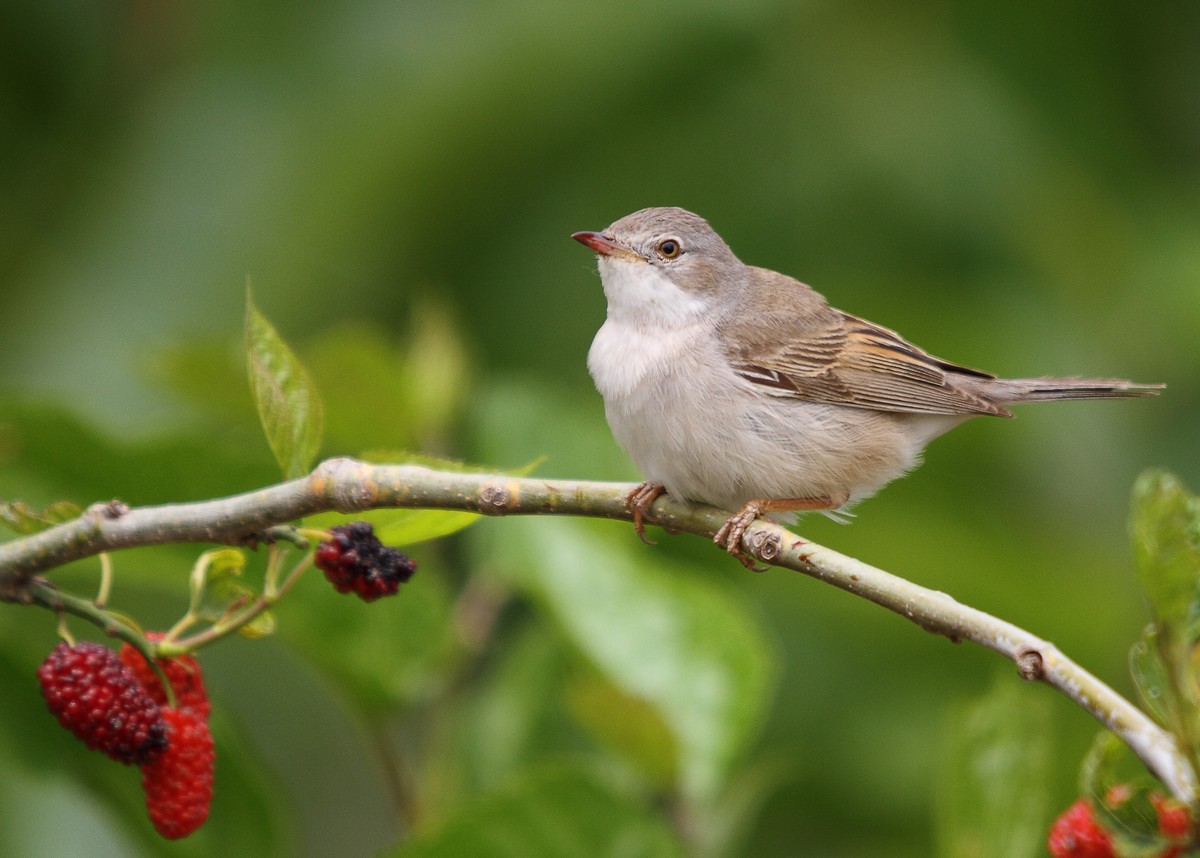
180, 547, 280, 639
0, 499, 80, 534
374, 509, 480, 546
1129, 470, 1200, 742
1130, 469, 1200, 637
481, 517, 775, 803
1129, 625, 1175, 729
245, 285, 324, 479
391, 765, 685, 858
186, 547, 248, 619
306, 507, 481, 549
934, 676, 1052, 858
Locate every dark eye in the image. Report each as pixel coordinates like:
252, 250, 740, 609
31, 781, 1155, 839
657, 238, 681, 259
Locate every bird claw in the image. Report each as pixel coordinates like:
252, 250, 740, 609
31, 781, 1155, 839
625, 482, 666, 545
713, 503, 767, 570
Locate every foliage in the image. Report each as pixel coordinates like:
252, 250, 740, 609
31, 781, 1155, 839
2, 1, 1198, 855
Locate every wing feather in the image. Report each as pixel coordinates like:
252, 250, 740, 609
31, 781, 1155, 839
729, 310, 1010, 417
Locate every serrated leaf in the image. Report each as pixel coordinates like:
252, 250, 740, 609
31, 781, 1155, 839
1130, 625, 1176, 729
0, 499, 81, 534
391, 765, 685, 858
934, 676, 1052, 858
483, 517, 775, 803
245, 285, 324, 479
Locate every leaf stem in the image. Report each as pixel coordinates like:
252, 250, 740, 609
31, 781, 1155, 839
95, 553, 113, 608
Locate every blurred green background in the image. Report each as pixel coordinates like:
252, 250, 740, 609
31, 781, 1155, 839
1, 1, 1198, 855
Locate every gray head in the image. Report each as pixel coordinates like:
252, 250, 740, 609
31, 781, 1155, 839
572, 208, 744, 322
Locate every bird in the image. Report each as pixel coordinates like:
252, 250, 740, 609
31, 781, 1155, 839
572, 206, 1162, 565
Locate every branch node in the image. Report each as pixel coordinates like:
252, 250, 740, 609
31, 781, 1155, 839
1016, 647, 1045, 680
749, 528, 782, 563
87, 499, 129, 520
479, 483, 517, 515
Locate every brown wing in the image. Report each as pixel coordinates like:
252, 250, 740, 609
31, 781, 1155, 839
729, 309, 1012, 417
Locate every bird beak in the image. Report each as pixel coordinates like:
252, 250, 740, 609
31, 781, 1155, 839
572, 231, 632, 258
571, 231, 616, 254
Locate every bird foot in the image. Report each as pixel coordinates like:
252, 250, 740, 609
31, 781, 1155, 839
714, 495, 842, 570
713, 503, 768, 570
625, 482, 666, 545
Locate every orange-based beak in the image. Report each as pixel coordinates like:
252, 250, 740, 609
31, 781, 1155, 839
571, 231, 619, 256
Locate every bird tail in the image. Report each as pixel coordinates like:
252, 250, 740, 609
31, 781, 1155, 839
995, 377, 1164, 405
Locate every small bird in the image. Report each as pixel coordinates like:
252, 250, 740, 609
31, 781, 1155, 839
573, 206, 1162, 565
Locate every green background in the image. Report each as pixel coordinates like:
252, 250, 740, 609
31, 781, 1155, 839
1, 1, 1197, 855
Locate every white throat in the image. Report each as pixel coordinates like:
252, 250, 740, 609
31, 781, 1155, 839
597, 256, 710, 330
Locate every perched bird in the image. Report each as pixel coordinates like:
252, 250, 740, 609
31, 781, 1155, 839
573, 206, 1161, 564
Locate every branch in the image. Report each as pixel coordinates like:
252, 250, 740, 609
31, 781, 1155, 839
1, 457, 1193, 802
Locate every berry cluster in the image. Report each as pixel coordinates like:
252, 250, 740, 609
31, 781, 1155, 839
1048, 790, 1192, 858
314, 522, 417, 602
38, 638, 214, 840
37, 641, 167, 765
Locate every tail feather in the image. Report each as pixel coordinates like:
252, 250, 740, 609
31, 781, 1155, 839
994, 377, 1164, 404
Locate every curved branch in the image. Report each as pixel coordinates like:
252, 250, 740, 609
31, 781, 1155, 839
0, 457, 1193, 802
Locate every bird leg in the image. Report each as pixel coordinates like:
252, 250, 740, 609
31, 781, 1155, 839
714, 496, 841, 569
625, 482, 667, 545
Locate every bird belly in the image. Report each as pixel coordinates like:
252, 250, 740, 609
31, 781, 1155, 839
588, 321, 937, 513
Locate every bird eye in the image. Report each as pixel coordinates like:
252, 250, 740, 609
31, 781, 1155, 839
657, 238, 681, 259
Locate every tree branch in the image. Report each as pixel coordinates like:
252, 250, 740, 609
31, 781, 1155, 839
1, 456, 1193, 802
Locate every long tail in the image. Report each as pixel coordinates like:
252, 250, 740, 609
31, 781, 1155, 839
995, 377, 1164, 404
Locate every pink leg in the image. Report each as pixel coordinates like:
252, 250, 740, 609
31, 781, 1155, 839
714, 496, 841, 569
